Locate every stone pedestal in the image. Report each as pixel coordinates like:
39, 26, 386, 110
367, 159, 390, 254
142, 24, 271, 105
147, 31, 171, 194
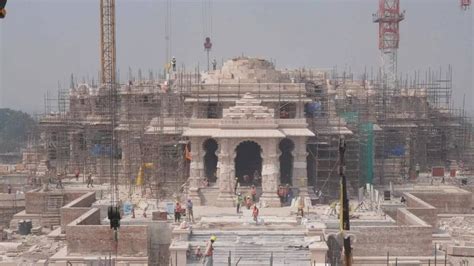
309, 242, 328, 264
306, 222, 326, 237
216, 192, 235, 207
172, 227, 191, 241
188, 187, 201, 206
169, 242, 189, 266
260, 192, 281, 207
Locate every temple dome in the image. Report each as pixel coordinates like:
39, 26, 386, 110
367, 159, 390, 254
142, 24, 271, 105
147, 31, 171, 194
202, 57, 289, 84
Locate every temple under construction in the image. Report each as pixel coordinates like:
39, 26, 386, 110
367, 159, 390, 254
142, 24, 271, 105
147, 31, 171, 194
36, 57, 473, 205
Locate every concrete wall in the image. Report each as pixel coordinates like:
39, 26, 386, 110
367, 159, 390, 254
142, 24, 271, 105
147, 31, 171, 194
411, 190, 472, 214
66, 208, 148, 257
60, 192, 96, 233
403, 192, 438, 228
25, 191, 85, 214
62, 192, 96, 208
0, 193, 26, 227
122, 220, 172, 265
460, 186, 474, 209
352, 209, 432, 257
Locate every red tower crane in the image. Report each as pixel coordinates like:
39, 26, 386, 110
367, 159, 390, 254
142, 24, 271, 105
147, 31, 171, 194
461, 0, 471, 10
373, 0, 405, 94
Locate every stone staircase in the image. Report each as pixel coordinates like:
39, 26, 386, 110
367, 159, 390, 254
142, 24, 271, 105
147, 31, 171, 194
200, 186, 311, 207
199, 187, 220, 205
42, 194, 64, 228
186, 229, 312, 266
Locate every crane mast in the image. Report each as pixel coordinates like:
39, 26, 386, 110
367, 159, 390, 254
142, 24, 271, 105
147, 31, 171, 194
100, 0, 116, 87
373, 0, 405, 95
100, 0, 120, 236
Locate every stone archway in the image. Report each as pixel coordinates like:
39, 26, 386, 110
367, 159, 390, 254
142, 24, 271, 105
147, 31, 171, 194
203, 138, 218, 183
279, 138, 294, 185
234, 141, 262, 186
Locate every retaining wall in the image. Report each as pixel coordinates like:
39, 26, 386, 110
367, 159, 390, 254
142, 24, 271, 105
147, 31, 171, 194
352, 208, 432, 257
410, 189, 472, 214
60, 192, 96, 233
65, 208, 148, 257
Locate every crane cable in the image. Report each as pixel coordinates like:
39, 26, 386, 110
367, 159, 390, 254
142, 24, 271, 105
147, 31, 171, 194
165, 0, 172, 68
202, 0, 212, 39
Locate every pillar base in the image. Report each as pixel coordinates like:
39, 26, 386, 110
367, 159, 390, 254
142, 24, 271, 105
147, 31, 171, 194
169, 241, 189, 266
188, 187, 202, 206
216, 192, 235, 207
298, 186, 309, 199
309, 242, 329, 263
260, 192, 281, 207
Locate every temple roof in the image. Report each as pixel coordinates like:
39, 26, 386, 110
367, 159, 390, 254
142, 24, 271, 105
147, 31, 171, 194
201, 57, 290, 84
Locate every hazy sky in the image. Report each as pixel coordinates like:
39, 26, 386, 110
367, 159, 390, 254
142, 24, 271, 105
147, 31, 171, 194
0, 0, 472, 114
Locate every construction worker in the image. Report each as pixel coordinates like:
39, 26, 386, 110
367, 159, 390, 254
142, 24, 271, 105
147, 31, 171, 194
74, 168, 80, 181
252, 205, 259, 224
236, 193, 243, 213
253, 170, 261, 186
278, 185, 285, 204
202, 235, 216, 266
286, 184, 293, 203
234, 177, 239, 194
400, 196, 406, 204
245, 196, 252, 210
174, 201, 182, 223
195, 246, 203, 260
56, 173, 64, 189
186, 199, 195, 223
297, 197, 305, 217
250, 185, 257, 202
212, 59, 217, 71
243, 174, 250, 184
171, 56, 177, 72
87, 173, 94, 188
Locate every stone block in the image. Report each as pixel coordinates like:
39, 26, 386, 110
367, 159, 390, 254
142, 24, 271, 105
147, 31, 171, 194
447, 245, 474, 256
309, 242, 328, 263
389, 261, 420, 266
306, 222, 326, 237
152, 211, 168, 221
172, 227, 191, 241
169, 241, 189, 266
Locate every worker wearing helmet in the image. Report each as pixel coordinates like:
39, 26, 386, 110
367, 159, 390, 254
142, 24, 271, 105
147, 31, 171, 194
202, 235, 216, 265
171, 57, 177, 72
236, 193, 243, 214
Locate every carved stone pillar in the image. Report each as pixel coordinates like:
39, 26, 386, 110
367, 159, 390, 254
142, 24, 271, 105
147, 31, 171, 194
68, 131, 79, 171
293, 137, 309, 198
191, 103, 199, 118
188, 137, 203, 205
296, 103, 303, 118
216, 138, 234, 206
119, 134, 130, 182
260, 138, 281, 207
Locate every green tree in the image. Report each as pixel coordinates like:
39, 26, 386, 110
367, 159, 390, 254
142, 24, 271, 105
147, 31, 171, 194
0, 108, 37, 153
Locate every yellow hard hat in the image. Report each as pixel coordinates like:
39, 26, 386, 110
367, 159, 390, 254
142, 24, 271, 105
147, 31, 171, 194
210, 235, 217, 241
